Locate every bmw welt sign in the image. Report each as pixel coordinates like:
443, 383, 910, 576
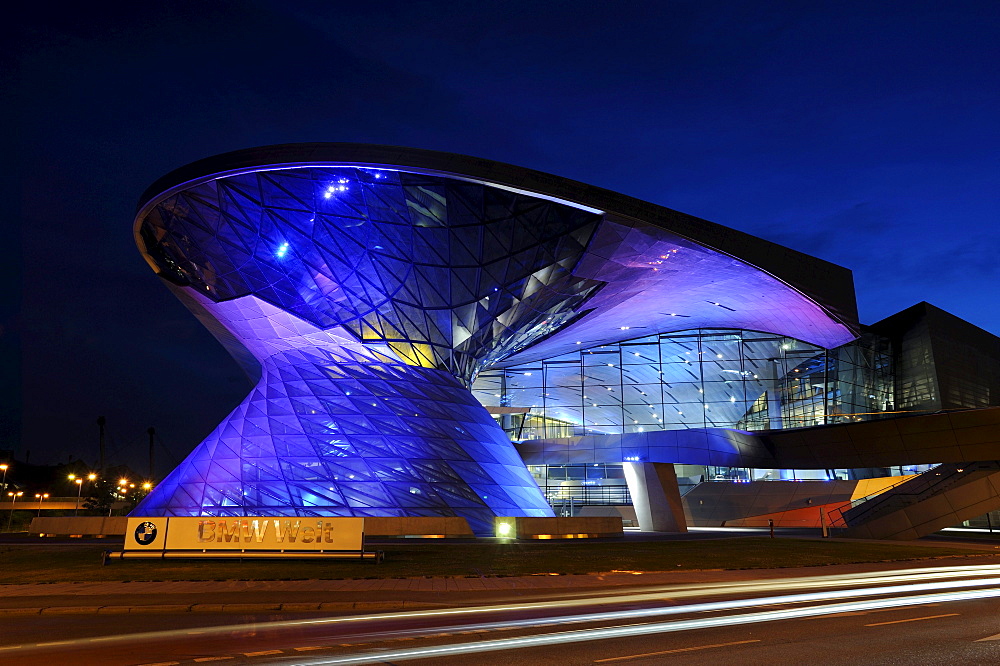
125, 516, 364, 552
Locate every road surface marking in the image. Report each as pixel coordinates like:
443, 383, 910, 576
977, 632, 1000, 642
243, 650, 283, 657
294, 646, 328, 651
594, 639, 761, 662
865, 613, 959, 627
137, 662, 180, 666
194, 658, 233, 662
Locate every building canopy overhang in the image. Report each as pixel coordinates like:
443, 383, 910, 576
136, 143, 859, 372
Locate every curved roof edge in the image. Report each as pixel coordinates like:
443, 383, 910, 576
138, 143, 860, 334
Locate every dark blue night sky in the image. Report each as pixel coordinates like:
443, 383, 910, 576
8, 1, 1000, 471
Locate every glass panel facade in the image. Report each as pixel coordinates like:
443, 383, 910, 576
140, 168, 603, 385
475, 328, 897, 506
131, 148, 990, 527
475, 328, 894, 440
132, 295, 557, 535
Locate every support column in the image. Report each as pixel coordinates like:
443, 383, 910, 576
764, 357, 784, 430
623, 462, 688, 532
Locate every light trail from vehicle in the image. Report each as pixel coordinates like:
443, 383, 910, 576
196, 572, 1000, 649
4, 563, 1000, 657
294, 585, 1000, 664
269, 562, 1000, 630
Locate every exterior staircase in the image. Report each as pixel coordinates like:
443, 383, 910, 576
831, 461, 1000, 540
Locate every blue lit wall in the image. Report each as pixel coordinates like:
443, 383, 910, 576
132, 151, 859, 530
134, 295, 552, 534
139, 167, 601, 384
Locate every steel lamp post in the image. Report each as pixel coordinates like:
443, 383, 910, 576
70, 475, 83, 516
69, 473, 97, 516
6, 491, 23, 531
35, 493, 49, 516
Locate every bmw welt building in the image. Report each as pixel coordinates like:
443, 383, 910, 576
131, 144, 1000, 538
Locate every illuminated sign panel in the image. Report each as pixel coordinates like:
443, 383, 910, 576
125, 516, 364, 552
127, 518, 166, 550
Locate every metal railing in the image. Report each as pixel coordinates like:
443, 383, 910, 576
542, 485, 632, 508
826, 462, 1000, 528
824, 474, 920, 528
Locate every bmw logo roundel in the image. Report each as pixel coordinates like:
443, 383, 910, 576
134, 521, 158, 546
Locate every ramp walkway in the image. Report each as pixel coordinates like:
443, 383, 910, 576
832, 462, 1000, 540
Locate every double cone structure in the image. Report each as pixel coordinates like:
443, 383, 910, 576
132, 144, 856, 534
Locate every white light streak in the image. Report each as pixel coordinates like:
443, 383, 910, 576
6, 564, 1000, 658
300, 585, 1000, 664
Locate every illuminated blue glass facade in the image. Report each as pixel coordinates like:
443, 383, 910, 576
473, 328, 893, 439
137, 296, 551, 534
139, 167, 601, 384
131, 145, 861, 533
134, 165, 609, 532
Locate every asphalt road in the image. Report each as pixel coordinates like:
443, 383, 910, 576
5, 563, 1000, 665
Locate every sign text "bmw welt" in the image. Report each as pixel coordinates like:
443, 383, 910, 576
125, 516, 364, 552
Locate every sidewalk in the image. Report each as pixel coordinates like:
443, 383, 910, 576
1, 550, 996, 617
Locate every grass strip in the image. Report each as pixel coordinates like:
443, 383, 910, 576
0, 538, 986, 584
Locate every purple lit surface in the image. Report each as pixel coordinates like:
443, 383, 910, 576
134, 294, 553, 534
501, 217, 855, 367
132, 154, 860, 525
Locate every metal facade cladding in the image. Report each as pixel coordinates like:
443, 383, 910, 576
132, 145, 857, 532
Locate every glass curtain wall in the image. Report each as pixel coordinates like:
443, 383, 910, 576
474, 329, 894, 506
472, 328, 893, 441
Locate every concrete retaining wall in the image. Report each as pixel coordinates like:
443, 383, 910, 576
363, 517, 474, 538
496, 516, 623, 539
27, 515, 622, 539
577, 505, 637, 527
30, 516, 128, 537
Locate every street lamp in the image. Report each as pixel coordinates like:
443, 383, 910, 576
6, 491, 23, 531
0, 463, 8, 493
35, 493, 49, 517
68, 473, 97, 516
70, 476, 83, 516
